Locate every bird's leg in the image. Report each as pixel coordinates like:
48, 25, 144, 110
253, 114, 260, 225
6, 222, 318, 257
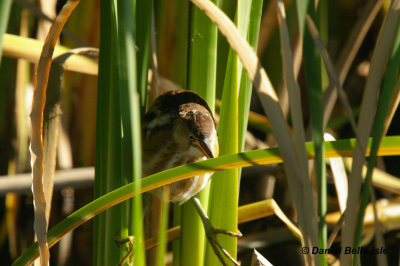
115, 230, 135, 266
191, 197, 242, 266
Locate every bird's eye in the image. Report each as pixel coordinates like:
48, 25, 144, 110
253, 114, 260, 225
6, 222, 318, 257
188, 135, 195, 141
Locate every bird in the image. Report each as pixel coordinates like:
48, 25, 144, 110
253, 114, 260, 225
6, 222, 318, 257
142, 89, 218, 202
142, 89, 241, 265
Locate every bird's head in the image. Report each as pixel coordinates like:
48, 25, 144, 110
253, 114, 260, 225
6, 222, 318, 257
173, 103, 218, 159
143, 90, 219, 160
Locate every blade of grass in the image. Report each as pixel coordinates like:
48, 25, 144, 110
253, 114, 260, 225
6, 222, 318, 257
302, 3, 327, 263
238, 0, 263, 151
156, 187, 169, 266
324, 133, 348, 214
205, 1, 250, 263
276, 0, 308, 191
257, 0, 277, 57
306, 15, 357, 133
188, 0, 218, 107
93, 0, 122, 264
42, 54, 64, 224
236, 1, 263, 212
205, 47, 240, 266
180, 1, 219, 265
340, 1, 400, 264
149, 9, 159, 102
294, 0, 310, 37
136, 0, 153, 112
116, 0, 145, 264
215, 0, 236, 99
205, 1, 253, 264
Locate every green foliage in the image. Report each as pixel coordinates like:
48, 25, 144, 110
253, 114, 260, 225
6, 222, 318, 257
3, 0, 400, 265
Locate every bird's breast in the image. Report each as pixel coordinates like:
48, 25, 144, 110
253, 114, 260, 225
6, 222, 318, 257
169, 172, 211, 203
144, 148, 212, 203
163, 152, 211, 203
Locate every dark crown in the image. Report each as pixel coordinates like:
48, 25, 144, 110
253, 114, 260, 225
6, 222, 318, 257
144, 90, 215, 126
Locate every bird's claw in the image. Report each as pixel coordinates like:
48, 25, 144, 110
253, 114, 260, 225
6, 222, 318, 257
205, 226, 242, 266
115, 235, 135, 247
191, 197, 242, 265
115, 232, 135, 266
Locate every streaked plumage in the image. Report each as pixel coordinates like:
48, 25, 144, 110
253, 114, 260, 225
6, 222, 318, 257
142, 90, 218, 203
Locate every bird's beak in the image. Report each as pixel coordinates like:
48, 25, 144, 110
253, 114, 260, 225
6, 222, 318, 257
194, 139, 214, 159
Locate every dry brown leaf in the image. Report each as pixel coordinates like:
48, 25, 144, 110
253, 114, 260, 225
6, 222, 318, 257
29, 0, 80, 265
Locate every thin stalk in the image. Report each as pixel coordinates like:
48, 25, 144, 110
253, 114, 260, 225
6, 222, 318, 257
117, 0, 145, 264
94, 0, 122, 264
238, 0, 263, 151
180, 1, 219, 265
302, 3, 327, 264
136, 0, 153, 112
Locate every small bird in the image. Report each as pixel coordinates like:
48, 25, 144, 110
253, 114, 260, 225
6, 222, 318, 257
142, 89, 218, 202
142, 90, 240, 265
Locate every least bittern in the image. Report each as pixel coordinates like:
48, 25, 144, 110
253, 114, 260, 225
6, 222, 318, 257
142, 90, 241, 265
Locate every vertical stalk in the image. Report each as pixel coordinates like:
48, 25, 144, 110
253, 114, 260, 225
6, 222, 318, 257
94, 1, 122, 264
179, 1, 218, 265
117, 0, 145, 264
303, 3, 327, 264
